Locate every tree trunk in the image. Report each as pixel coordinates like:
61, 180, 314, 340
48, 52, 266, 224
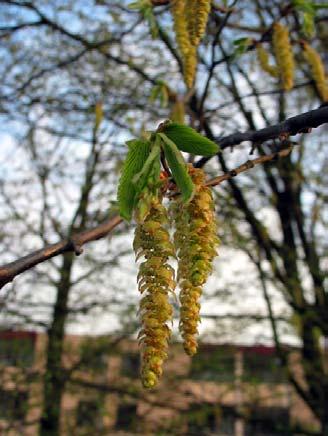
40, 253, 74, 436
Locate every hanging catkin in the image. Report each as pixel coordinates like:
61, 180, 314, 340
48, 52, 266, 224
171, 0, 197, 87
183, 45, 197, 88
186, 0, 211, 46
272, 23, 295, 91
256, 43, 278, 78
303, 43, 328, 102
171, 166, 219, 355
134, 199, 176, 388
169, 99, 186, 124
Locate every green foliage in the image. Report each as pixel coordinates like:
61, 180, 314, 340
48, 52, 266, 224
129, 0, 159, 38
132, 139, 161, 194
158, 133, 195, 203
149, 81, 169, 108
232, 37, 252, 59
291, 0, 326, 36
133, 140, 162, 222
117, 123, 219, 221
162, 122, 219, 156
117, 139, 151, 221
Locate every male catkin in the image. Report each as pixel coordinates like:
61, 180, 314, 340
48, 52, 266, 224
183, 45, 197, 88
272, 23, 295, 91
171, 167, 219, 355
186, 0, 211, 46
172, 0, 190, 57
256, 44, 278, 78
134, 200, 176, 388
303, 43, 328, 102
171, 0, 197, 87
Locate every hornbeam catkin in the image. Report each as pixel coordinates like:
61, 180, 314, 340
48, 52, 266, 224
172, 0, 191, 57
134, 200, 176, 388
169, 99, 186, 124
186, 0, 211, 46
183, 45, 197, 88
272, 23, 295, 91
256, 43, 278, 78
171, 0, 197, 87
303, 43, 328, 102
171, 167, 219, 355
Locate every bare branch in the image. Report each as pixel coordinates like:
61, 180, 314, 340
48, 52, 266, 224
196, 105, 328, 167
205, 146, 293, 188
0, 216, 122, 289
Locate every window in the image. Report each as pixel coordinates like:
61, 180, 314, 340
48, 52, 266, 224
79, 346, 108, 373
218, 406, 236, 435
190, 347, 235, 382
187, 403, 222, 435
245, 407, 290, 435
243, 352, 286, 383
76, 399, 104, 431
115, 403, 138, 431
0, 390, 28, 422
0, 334, 34, 367
120, 353, 140, 378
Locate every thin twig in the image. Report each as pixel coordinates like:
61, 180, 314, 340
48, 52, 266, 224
205, 147, 293, 188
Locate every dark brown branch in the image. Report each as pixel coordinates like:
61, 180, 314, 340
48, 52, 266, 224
0, 216, 122, 289
196, 105, 328, 167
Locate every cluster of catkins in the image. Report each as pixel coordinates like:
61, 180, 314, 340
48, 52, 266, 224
134, 166, 219, 388
256, 22, 327, 101
171, 0, 211, 87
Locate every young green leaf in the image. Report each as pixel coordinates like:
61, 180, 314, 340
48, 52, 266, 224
132, 139, 161, 194
158, 133, 194, 203
117, 139, 151, 221
162, 123, 219, 156
232, 37, 252, 60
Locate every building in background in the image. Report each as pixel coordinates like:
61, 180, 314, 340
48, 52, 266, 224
0, 330, 320, 435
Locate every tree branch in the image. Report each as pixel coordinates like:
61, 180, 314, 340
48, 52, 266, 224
0, 106, 326, 290
196, 105, 328, 167
0, 216, 122, 289
205, 146, 293, 188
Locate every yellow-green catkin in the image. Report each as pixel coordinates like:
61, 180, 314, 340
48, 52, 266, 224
170, 98, 185, 124
303, 43, 328, 102
171, 167, 219, 356
134, 199, 176, 388
256, 43, 278, 78
183, 45, 197, 88
272, 23, 295, 91
171, 0, 197, 88
172, 0, 190, 57
186, 0, 211, 46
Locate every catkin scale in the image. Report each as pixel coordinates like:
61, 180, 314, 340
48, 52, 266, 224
272, 23, 295, 91
134, 200, 176, 388
303, 43, 328, 102
171, 167, 219, 356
